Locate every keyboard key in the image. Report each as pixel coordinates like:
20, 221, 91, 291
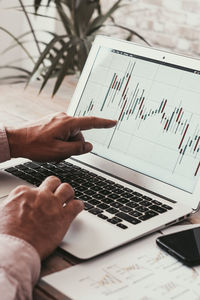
84, 203, 94, 210
133, 192, 143, 197
92, 185, 103, 192
162, 204, 173, 210
78, 186, 88, 192
112, 188, 124, 194
136, 206, 149, 213
123, 187, 133, 193
151, 200, 162, 205
130, 196, 143, 203
106, 207, 118, 214
126, 202, 139, 208
117, 223, 128, 229
139, 200, 152, 207
107, 217, 122, 224
97, 203, 110, 210
23, 162, 41, 169
121, 192, 134, 198
142, 196, 152, 201
101, 198, 113, 204
110, 202, 123, 209
109, 193, 121, 200
120, 206, 132, 213
86, 190, 96, 196
149, 205, 167, 213
92, 194, 103, 200
88, 208, 103, 215
99, 189, 111, 196
115, 212, 141, 225
88, 199, 101, 206
118, 198, 130, 204
129, 210, 142, 217
139, 210, 158, 221
84, 183, 95, 189
98, 214, 108, 220
16, 165, 29, 171
75, 191, 84, 198
79, 194, 91, 201
5, 167, 16, 173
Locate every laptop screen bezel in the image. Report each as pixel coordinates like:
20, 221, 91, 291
67, 35, 200, 210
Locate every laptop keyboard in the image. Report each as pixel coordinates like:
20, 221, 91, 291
5, 161, 172, 230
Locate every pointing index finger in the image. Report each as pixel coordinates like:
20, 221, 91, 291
69, 116, 117, 132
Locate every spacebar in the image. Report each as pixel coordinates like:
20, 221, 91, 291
116, 212, 141, 224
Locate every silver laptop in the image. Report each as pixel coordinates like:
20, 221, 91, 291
0, 36, 200, 259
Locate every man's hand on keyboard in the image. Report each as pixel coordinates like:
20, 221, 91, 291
0, 176, 83, 259
6, 113, 117, 162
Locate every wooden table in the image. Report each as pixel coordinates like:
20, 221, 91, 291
0, 78, 200, 299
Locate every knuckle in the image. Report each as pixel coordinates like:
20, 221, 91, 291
14, 185, 29, 194
72, 200, 84, 214
57, 112, 67, 119
47, 175, 61, 183
51, 112, 66, 121
62, 182, 74, 195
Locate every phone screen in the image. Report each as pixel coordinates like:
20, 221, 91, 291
156, 227, 200, 266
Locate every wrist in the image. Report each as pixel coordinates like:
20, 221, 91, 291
6, 127, 25, 158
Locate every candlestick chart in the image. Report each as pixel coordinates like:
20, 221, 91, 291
75, 47, 200, 192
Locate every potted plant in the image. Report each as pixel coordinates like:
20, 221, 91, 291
0, 0, 149, 96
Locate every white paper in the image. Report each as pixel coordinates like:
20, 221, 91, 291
44, 224, 200, 300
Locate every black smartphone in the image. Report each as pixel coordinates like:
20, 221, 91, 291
156, 227, 200, 266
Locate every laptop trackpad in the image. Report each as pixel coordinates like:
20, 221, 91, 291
0, 171, 32, 198
59, 210, 123, 260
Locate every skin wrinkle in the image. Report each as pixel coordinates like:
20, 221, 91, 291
0, 113, 116, 298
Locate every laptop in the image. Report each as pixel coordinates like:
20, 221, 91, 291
0, 35, 200, 259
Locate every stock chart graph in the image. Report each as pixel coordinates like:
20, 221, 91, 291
75, 47, 200, 192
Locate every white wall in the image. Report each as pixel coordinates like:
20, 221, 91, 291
101, 0, 200, 57
0, 0, 56, 78
1, 0, 200, 80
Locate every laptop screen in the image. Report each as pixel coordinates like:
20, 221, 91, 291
74, 46, 200, 194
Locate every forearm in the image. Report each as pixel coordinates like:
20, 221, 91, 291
0, 124, 11, 162
0, 234, 41, 300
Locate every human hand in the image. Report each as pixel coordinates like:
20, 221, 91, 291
0, 176, 83, 259
6, 113, 117, 162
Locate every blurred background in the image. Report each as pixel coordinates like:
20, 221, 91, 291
1, 0, 200, 92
